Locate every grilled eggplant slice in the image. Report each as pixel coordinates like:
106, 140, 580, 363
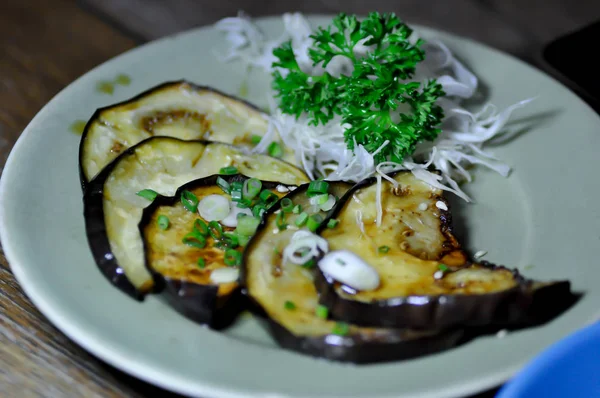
139, 174, 294, 328
79, 80, 297, 188
315, 172, 572, 329
243, 182, 463, 363
83, 136, 309, 300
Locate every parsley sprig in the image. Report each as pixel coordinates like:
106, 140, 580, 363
271, 12, 445, 163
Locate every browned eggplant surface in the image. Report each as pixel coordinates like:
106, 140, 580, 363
140, 174, 294, 328
79, 80, 298, 187
83, 136, 309, 300
243, 182, 463, 363
315, 172, 572, 329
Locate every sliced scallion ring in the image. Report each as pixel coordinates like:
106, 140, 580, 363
197, 194, 230, 221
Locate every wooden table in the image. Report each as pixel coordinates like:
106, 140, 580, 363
1, 1, 598, 396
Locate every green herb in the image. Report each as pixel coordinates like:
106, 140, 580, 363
182, 233, 206, 249
219, 166, 238, 175
224, 249, 242, 267
280, 198, 294, 213
307, 214, 323, 232
216, 177, 231, 194
250, 134, 263, 145
294, 212, 309, 227
237, 216, 260, 236
292, 204, 302, 214
302, 258, 316, 269
193, 219, 209, 236
327, 219, 339, 229
222, 232, 240, 249
332, 322, 350, 336
236, 233, 251, 247
276, 211, 287, 230
208, 221, 223, 240
181, 190, 199, 213
197, 258, 206, 268
157, 215, 169, 230
316, 305, 329, 319
267, 141, 283, 158
271, 12, 445, 163
307, 180, 329, 197
284, 300, 296, 310
438, 263, 449, 272
243, 178, 262, 200
378, 245, 390, 254
136, 189, 158, 201
252, 203, 267, 218
259, 190, 279, 208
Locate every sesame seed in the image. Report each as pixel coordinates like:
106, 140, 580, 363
435, 201, 448, 211
276, 185, 290, 193
433, 270, 444, 279
474, 250, 488, 259
496, 329, 508, 339
418, 203, 428, 211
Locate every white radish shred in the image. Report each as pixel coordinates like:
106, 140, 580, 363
282, 230, 329, 265
436, 201, 448, 211
215, 13, 532, 203
220, 204, 253, 227
198, 195, 230, 221
210, 267, 240, 284
318, 250, 380, 291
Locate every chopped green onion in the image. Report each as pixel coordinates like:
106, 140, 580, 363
231, 181, 244, 192
302, 258, 316, 269
182, 233, 206, 249
157, 215, 169, 230
310, 193, 329, 206
243, 178, 262, 200
222, 232, 240, 248
332, 322, 350, 336
378, 245, 390, 254
276, 211, 287, 230
181, 190, 199, 213
438, 263, 449, 272
231, 189, 243, 202
316, 305, 329, 319
259, 190, 278, 208
236, 198, 252, 208
292, 204, 302, 214
236, 233, 251, 247
295, 212, 309, 227
208, 221, 223, 240
252, 204, 267, 219
197, 258, 206, 268
216, 177, 231, 194
219, 166, 238, 175
136, 189, 158, 201
284, 300, 296, 310
280, 198, 294, 213
307, 214, 323, 232
224, 249, 242, 267
193, 219, 209, 236
237, 216, 260, 236
327, 219, 339, 229
319, 195, 336, 211
250, 134, 262, 145
267, 141, 283, 158
307, 180, 329, 196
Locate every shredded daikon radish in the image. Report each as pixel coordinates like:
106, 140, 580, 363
214, 13, 531, 204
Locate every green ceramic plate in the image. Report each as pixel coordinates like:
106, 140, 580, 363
1, 15, 599, 398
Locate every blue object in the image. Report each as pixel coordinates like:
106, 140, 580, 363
497, 321, 600, 398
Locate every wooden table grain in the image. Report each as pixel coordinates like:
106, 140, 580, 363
0, 0, 597, 397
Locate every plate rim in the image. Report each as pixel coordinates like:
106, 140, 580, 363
0, 14, 597, 398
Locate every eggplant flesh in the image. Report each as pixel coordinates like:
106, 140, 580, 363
79, 80, 298, 186
83, 136, 309, 300
316, 172, 572, 329
243, 182, 463, 363
140, 175, 293, 328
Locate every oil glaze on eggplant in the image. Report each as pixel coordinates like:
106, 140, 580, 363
139, 174, 294, 328
314, 172, 573, 329
83, 136, 309, 300
242, 182, 463, 363
78, 80, 298, 189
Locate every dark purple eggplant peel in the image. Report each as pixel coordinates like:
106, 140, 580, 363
242, 181, 464, 363
313, 171, 573, 329
139, 174, 296, 329
83, 136, 309, 300
78, 80, 298, 190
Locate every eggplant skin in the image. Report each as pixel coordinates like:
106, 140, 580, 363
242, 182, 464, 364
315, 263, 572, 330
78, 80, 294, 191
139, 174, 294, 328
